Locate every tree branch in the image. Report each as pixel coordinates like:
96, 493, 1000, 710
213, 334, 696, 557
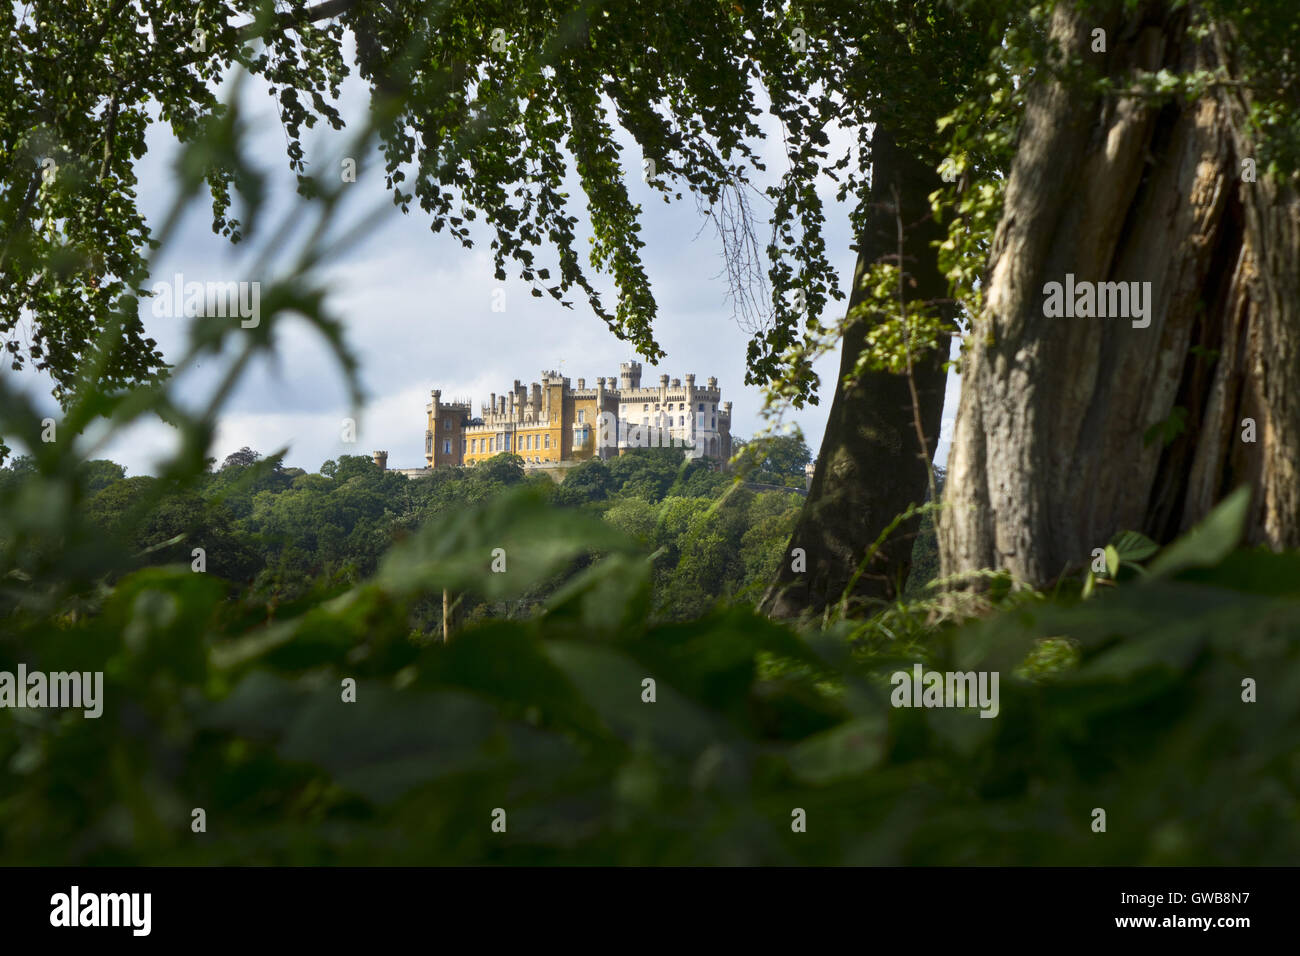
234, 0, 361, 43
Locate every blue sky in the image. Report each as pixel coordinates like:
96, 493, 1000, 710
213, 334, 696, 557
10, 33, 958, 476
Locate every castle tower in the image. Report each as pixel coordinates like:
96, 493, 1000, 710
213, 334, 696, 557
426, 388, 471, 468
373, 450, 388, 470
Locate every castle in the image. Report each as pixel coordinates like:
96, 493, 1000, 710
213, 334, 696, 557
419, 362, 732, 469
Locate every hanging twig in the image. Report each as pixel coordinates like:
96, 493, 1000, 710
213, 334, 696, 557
892, 183, 938, 507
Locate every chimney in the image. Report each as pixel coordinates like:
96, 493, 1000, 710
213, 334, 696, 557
672, 378, 680, 387
531, 382, 542, 409
577, 377, 585, 389
707, 376, 718, 389
660, 374, 669, 388
489, 392, 496, 417
373, 450, 388, 471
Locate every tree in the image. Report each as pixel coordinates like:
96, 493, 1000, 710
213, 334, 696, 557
609, 449, 683, 503
0, 454, 37, 494
78, 459, 127, 493
552, 458, 613, 506
221, 447, 262, 470
0, 1, 987, 614
941, 2, 1300, 584
763, 126, 949, 615
738, 434, 811, 478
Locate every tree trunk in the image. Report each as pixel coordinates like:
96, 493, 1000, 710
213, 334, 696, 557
941, 3, 1300, 585
763, 126, 949, 618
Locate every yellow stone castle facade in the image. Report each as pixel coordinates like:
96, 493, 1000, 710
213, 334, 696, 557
423, 362, 733, 468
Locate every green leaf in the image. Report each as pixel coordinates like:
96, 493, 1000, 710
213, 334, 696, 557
1147, 487, 1251, 578
1109, 530, 1159, 564
787, 716, 886, 784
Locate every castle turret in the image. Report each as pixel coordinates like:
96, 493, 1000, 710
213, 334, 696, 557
373, 450, 388, 471
620, 361, 642, 390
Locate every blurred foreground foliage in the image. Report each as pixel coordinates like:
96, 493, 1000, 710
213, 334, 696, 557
2, 464, 1297, 863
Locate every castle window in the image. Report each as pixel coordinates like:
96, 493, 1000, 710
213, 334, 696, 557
679, 416, 684, 426
444, 418, 451, 430
443, 439, 451, 454
698, 403, 704, 411
577, 410, 585, 423
711, 417, 716, 428
643, 404, 648, 411
425, 434, 432, 453
544, 435, 550, 449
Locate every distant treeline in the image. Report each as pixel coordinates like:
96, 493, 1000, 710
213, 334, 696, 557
0, 436, 844, 629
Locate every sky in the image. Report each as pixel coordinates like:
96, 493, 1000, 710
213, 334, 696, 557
8, 31, 959, 477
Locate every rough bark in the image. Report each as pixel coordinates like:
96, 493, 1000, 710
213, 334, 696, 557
941, 2, 1300, 585
763, 127, 948, 619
